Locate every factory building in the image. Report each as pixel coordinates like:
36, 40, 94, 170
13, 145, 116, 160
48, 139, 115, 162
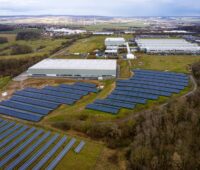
136, 38, 200, 54
105, 38, 126, 47
27, 59, 117, 79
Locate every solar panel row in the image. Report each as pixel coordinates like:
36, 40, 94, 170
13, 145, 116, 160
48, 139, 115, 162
14, 91, 75, 105
113, 90, 158, 100
24, 87, 81, 100
0, 126, 28, 148
0, 100, 50, 115
132, 75, 188, 84
115, 87, 171, 96
125, 79, 185, 90
19, 134, 59, 170
0, 82, 97, 122
0, 124, 21, 140
133, 70, 188, 79
11, 95, 58, 109
49, 85, 88, 96
0, 129, 43, 167
74, 141, 86, 153
86, 104, 119, 114
86, 69, 188, 114
0, 122, 15, 134
108, 94, 147, 104
118, 80, 184, 91
0, 127, 36, 157
133, 69, 187, 77
0, 119, 85, 169
0, 107, 42, 122
117, 82, 180, 93
32, 136, 67, 170
46, 138, 77, 170
0, 120, 8, 128
94, 99, 135, 109
75, 82, 97, 88
6, 132, 50, 170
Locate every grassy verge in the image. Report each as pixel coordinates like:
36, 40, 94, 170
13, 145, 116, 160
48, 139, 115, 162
0, 76, 11, 91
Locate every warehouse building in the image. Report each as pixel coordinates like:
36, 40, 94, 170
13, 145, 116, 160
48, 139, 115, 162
27, 59, 117, 79
105, 38, 126, 46
136, 38, 200, 54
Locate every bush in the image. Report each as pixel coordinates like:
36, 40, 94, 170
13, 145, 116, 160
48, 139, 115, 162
52, 122, 71, 131
16, 31, 41, 41
0, 37, 8, 44
10, 44, 33, 55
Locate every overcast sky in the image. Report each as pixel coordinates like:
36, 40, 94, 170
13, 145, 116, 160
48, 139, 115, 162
0, 0, 199, 16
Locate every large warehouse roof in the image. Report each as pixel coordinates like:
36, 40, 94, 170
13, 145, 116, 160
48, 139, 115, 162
29, 59, 117, 70
136, 38, 200, 53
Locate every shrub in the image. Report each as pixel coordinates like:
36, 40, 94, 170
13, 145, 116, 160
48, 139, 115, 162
10, 44, 33, 55
16, 31, 41, 41
0, 37, 8, 44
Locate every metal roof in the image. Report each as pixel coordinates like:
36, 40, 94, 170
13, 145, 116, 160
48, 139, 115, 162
105, 38, 125, 42
29, 59, 117, 71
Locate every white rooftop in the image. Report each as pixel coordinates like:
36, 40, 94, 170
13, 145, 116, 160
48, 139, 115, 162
105, 37, 125, 42
29, 59, 117, 70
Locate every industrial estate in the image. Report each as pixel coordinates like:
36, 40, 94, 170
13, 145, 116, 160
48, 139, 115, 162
0, 15, 200, 170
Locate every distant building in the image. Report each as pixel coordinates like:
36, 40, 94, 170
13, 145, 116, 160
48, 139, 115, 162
136, 38, 200, 54
28, 59, 117, 79
105, 38, 126, 46
46, 27, 87, 36
93, 32, 114, 35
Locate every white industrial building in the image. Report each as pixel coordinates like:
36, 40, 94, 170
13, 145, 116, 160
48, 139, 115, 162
105, 38, 126, 47
136, 38, 200, 54
27, 59, 117, 79
93, 32, 114, 35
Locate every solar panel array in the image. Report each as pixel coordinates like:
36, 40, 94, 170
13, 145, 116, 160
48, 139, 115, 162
86, 69, 188, 114
0, 82, 97, 122
0, 118, 85, 170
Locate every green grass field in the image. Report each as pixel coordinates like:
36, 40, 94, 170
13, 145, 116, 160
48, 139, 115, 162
0, 38, 67, 60
66, 36, 106, 54
131, 54, 200, 73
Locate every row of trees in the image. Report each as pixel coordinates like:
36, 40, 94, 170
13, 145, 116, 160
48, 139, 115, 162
0, 55, 47, 77
16, 31, 41, 41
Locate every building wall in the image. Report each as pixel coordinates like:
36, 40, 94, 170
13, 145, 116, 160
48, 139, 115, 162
28, 69, 116, 78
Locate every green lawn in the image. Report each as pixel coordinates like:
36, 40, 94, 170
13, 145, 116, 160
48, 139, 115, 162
131, 54, 200, 73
